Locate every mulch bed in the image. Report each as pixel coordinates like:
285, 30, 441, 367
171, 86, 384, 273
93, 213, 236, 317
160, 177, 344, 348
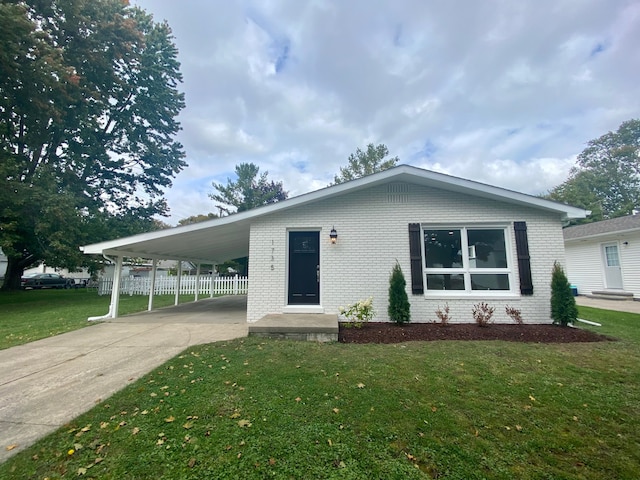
339, 322, 615, 344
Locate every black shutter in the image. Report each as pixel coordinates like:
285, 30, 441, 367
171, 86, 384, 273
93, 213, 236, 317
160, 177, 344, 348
408, 223, 424, 294
514, 221, 533, 295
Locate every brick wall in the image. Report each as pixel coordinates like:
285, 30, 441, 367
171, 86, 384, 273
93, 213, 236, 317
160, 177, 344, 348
247, 182, 566, 324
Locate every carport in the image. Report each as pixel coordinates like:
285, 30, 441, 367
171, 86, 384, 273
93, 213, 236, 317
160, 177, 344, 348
81, 212, 254, 321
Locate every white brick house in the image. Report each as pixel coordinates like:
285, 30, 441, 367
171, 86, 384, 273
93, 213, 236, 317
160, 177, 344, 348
82, 165, 587, 323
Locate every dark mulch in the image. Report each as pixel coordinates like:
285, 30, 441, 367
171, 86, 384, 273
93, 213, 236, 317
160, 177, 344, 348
339, 322, 615, 344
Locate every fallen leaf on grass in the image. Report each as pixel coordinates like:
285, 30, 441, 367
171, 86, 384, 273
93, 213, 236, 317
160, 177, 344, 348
77, 467, 87, 475
529, 395, 536, 402
132, 427, 140, 435
238, 419, 252, 428
269, 458, 276, 465
332, 408, 340, 414
165, 416, 175, 423
515, 425, 523, 432
295, 397, 302, 402
357, 383, 365, 389
183, 421, 194, 429
188, 457, 196, 468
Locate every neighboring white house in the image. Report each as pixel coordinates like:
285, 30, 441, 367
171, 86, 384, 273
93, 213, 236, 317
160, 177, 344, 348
81, 165, 587, 323
564, 214, 640, 299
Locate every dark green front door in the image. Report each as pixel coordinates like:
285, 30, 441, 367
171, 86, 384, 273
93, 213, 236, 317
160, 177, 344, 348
288, 231, 320, 305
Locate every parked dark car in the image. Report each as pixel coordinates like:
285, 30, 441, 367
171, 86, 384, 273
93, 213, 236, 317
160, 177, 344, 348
21, 273, 75, 289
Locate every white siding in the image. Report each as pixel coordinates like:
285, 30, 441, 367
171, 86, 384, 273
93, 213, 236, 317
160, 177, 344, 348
247, 182, 567, 324
565, 232, 640, 299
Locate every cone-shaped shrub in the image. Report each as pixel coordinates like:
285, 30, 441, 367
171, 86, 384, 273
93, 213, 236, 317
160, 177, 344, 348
550, 261, 578, 326
388, 261, 411, 324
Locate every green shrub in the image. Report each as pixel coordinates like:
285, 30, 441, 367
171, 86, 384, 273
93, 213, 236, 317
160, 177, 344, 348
551, 261, 578, 326
339, 297, 375, 328
388, 261, 411, 324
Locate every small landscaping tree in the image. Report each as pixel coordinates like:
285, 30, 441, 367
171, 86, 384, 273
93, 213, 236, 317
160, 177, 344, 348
551, 261, 578, 326
388, 261, 411, 324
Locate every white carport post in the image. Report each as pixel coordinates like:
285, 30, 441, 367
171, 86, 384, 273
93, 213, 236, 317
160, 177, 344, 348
174, 261, 182, 306
147, 258, 158, 311
210, 263, 217, 298
195, 263, 201, 302
110, 255, 123, 319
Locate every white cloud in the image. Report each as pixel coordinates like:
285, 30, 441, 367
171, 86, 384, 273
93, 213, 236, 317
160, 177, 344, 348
133, 0, 640, 224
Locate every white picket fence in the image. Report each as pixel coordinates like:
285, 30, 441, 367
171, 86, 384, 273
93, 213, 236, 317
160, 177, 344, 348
98, 275, 248, 296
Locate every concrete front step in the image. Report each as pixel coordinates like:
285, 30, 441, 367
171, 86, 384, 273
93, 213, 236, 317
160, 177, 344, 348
249, 314, 339, 342
588, 290, 635, 301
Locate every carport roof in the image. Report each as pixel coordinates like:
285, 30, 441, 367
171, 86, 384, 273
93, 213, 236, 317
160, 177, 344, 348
81, 165, 588, 263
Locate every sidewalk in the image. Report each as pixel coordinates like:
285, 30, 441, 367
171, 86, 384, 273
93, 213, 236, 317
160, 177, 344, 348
575, 295, 640, 314
0, 296, 248, 463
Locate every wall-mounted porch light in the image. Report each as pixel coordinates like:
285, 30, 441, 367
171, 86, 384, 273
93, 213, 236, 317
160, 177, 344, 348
329, 227, 338, 244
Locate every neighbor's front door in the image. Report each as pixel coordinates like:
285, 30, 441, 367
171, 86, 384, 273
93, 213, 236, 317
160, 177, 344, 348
602, 242, 623, 289
288, 231, 320, 304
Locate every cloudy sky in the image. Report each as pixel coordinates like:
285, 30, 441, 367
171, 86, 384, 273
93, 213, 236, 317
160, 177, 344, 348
132, 0, 640, 225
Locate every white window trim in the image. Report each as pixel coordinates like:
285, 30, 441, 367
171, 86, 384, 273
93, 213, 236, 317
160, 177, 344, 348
420, 224, 518, 298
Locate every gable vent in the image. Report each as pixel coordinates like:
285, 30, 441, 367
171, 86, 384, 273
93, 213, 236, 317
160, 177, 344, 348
387, 183, 409, 203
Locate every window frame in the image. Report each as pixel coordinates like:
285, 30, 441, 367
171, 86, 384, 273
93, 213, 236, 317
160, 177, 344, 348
420, 224, 516, 297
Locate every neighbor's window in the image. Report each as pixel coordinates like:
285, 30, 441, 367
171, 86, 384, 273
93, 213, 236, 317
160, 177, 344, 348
422, 227, 512, 293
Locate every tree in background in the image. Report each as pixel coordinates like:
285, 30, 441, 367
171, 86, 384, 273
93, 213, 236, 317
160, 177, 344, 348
388, 261, 411, 325
547, 119, 640, 222
178, 213, 218, 226
210, 163, 288, 215
332, 143, 399, 185
550, 262, 578, 327
0, 1, 185, 289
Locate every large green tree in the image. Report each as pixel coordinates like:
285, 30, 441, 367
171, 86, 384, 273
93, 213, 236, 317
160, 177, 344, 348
0, 0, 185, 289
548, 119, 640, 222
332, 143, 399, 185
210, 163, 288, 215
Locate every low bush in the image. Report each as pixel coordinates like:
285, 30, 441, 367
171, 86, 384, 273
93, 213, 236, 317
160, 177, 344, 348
472, 302, 495, 327
434, 303, 451, 326
339, 297, 375, 328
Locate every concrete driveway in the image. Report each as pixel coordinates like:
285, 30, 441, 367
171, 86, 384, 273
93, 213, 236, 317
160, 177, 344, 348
0, 295, 248, 463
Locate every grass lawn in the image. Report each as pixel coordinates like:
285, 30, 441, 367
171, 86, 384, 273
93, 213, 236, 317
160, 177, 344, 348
1, 305, 639, 479
0, 289, 196, 350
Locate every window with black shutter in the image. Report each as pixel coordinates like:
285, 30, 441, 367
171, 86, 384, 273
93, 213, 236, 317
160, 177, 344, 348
513, 221, 533, 295
408, 223, 424, 294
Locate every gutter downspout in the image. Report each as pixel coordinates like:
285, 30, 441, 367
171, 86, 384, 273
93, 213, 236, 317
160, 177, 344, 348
88, 254, 123, 322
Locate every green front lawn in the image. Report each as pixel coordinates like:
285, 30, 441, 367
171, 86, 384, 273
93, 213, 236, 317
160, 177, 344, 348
0, 289, 195, 350
1, 306, 639, 479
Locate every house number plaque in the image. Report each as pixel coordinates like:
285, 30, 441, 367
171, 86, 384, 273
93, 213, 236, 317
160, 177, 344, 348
271, 240, 274, 270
